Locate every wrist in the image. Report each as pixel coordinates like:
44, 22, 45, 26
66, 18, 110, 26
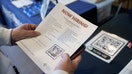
11, 29, 16, 45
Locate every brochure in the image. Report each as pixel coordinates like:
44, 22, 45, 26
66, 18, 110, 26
16, 3, 97, 74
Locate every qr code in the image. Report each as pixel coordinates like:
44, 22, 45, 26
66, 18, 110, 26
46, 44, 64, 60
92, 34, 124, 55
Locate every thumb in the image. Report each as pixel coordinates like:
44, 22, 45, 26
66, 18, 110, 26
55, 53, 71, 70
61, 53, 71, 63
26, 31, 41, 37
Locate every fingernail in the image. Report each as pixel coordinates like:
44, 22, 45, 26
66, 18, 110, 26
61, 53, 69, 58
36, 32, 41, 35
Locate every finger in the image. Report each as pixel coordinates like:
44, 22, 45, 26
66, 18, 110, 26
27, 24, 38, 30
61, 53, 71, 63
25, 31, 41, 38
55, 53, 71, 71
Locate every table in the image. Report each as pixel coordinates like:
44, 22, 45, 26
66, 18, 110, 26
75, 13, 132, 74
0, 0, 97, 28
1, 14, 132, 74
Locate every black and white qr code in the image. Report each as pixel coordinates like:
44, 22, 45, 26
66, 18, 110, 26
46, 44, 64, 60
92, 34, 124, 55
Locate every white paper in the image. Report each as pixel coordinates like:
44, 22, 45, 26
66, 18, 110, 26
17, 3, 97, 74
119, 59, 132, 74
85, 30, 128, 63
51, 0, 76, 5
58, 0, 76, 5
81, 0, 97, 4
11, 0, 33, 8
40, 0, 50, 19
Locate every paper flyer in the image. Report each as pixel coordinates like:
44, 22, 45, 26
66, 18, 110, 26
17, 3, 97, 74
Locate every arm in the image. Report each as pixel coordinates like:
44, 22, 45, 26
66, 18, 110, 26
0, 24, 40, 46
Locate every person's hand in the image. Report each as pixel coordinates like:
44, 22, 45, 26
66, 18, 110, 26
11, 24, 40, 44
55, 53, 81, 74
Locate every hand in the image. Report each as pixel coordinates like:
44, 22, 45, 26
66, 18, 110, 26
55, 53, 81, 74
11, 24, 40, 44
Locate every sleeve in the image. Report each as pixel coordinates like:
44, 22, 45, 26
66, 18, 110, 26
0, 27, 12, 46
52, 70, 69, 74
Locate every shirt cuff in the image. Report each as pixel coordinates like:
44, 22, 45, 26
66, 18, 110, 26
52, 70, 69, 74
0, 27, 12, 46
